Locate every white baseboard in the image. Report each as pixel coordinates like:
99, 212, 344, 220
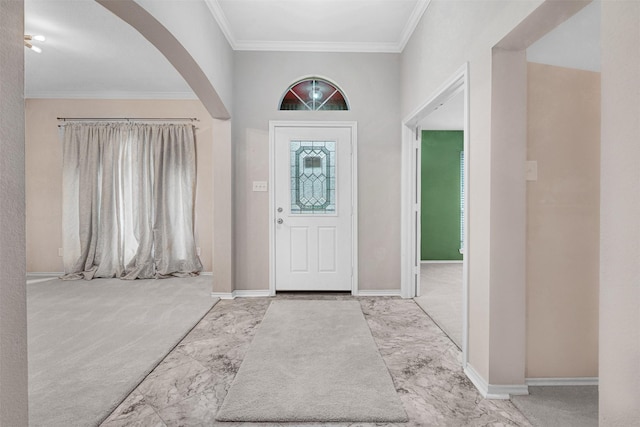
355, 289, 402, 297
27, 277, 62, 284
420, 260, 463, 264
464, 364, 529, 399
210, 292, 234, 299
27, 272, 64, 276
26, 273, 63, 285
210, 290, 272, 299
526, 377, 599, 386
213, 289, 406, 299
27, 272, 214, 277
235, 290, 272, 298
488, 383, 529, 398
465, 365, 493, 398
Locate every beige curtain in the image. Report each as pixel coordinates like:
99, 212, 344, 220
61, 122, 202, 280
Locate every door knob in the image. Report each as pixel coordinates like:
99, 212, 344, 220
277, 218, 283, 224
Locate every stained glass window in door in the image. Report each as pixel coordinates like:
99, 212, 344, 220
290, 141, 336, 214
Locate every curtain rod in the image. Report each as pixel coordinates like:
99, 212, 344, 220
57, 117, 199, 122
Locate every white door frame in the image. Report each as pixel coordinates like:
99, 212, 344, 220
401, 63, 470, 367
269, 121, 358, 296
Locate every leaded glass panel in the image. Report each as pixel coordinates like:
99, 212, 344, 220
290, 140, 336, 214
279, 78, 349, 111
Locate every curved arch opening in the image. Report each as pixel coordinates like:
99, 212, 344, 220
96, 0, 230, 120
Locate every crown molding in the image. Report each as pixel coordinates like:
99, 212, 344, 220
25, 91, 197, 100
398, 0, 431, 52
233, 40, 401, 53
204, 0, 429, 53
204, 0, 237, 49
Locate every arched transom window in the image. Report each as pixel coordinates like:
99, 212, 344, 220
279, 77, 349, 111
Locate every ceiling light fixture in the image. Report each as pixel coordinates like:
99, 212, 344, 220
24, 34, 45, 53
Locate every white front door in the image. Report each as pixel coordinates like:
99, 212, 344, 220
272, 123, 355, 292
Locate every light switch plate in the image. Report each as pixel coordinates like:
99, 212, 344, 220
526, 161, 538, 181
252, 181, 268, 192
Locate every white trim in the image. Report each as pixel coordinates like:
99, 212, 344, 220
464, 365, 529, 399
351, 124, 359, 296
269, 121, 358, 297
26, 271, 211, 276
234, 290, 272, 298
233, 40, 401, 53
25, 91, 197, 100
420, 260, 463, 264
461, 65, 470, 370
27, 277, 61, 285
203, 0, 237, 50
26, 272, 62, 285
210, 290, 272, 300
355, 289, 402, 297
400, 124, 416, 299
210, 292, 235, 299
402, 68, 466, 127
26, 273, 214, 285
204, 0, 429, 53
27, 272, 63, 276
464, 364, 492, 398
488, 383, 529, 399
401, 63, 470, 369
397, 0, 432, 52
526, 377, 599, 386
269, 122, 276, 297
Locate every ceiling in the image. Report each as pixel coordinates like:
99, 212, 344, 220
526, 0, 600, 72
24, 0, 599, 116
209, 0, 430, 52
418, 1, 600, 132
420, 91, 464, 131
24, 0, 194, 98
24, 0, 429, 99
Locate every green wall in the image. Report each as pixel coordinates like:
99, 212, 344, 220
421, 130, 463, 260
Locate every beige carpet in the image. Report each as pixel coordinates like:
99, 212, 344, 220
414, 262, 463, 348
216, 300, 408, 423
28, 275, 217, 427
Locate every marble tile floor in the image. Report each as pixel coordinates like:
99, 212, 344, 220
414, 263, 463, 350
101, 294, 531, 427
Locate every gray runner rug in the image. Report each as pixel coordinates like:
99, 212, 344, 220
216, 300, 408, 423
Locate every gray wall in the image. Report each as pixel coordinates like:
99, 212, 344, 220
600, 1, 640, 424
0, 0, 28, 423
232, 51, 401, 291
401, 0, 595, 389
401, 0, 542, 383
